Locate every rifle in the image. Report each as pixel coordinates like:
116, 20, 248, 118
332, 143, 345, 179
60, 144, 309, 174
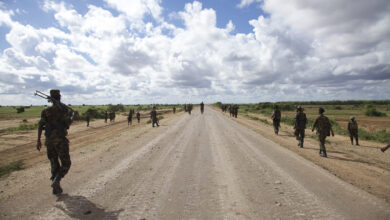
34, 90, 77, 121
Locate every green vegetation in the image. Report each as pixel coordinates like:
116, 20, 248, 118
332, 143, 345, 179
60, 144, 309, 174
0, 160, 24, 177
0, 123, 39, 133
16, 107, 25, 113
158, 115, 164, 120
364, 105, 387, 117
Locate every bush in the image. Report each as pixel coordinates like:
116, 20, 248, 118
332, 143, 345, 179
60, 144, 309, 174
158, 115, 164, 120
365, 107, 387, 117
359, 129, 390, 143
107, 104, 125, 112
80, 107, 106, 120
16, 107, 25, 114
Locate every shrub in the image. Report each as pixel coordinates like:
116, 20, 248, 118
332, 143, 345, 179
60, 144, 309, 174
79, 107, 106, 120
16, 107, 25, 114
365, 107, 386, 117
107, 104, 125, 112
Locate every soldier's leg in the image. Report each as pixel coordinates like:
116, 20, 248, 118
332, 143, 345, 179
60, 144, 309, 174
46, 140, 60, 180
350, 135, 353, 145
319, 135, 327, 157
300, 129, 305, 148
381, 144, 390, 152
55, 138, 71, 178
355, 134, 359, 145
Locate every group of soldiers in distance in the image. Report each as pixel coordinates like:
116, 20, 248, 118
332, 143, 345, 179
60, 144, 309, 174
221, 104, 239, 118
222, 103, 390, 158
35, 89, 388, 196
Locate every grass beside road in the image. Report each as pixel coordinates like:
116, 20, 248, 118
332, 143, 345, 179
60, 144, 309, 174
0, 160, 25, 178
0, 123, 39, 133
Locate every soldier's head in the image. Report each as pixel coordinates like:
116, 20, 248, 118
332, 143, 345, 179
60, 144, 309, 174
350, 116, 355, 121
153, 106, 156, 110
50, 89, 61, 101
319, 107, 325, 114
297, 106, 303, 112
274, 105, 279, 109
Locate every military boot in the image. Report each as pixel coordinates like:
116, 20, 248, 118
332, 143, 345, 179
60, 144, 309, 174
356, 137, 359, 146
51, 174, 63, 195
300, 140, 304, 148
321, 150, 327, 158
350, 137, 353, 145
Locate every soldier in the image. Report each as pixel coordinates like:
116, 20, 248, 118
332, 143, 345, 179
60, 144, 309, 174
173, 106, 176, 114
128, 109, 133, 126
229, 105, 233, 117
150, 106, 159, 127
104, 111, 108, 123
188, 104, 193, 115
86, 114, 90, 127
200, 102, 204, 114
381, 144, 390, 152
184, 104, 187, 112
271, 105, 281, 135
347, 116, 359, 145
136, 111, 141, 123
294, 106, 307, 148
312, 107, 334, 157
233, 105, 239, 118
36, 89, 73, 194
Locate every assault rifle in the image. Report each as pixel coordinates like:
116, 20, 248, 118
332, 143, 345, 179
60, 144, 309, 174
34, 90, 77, 121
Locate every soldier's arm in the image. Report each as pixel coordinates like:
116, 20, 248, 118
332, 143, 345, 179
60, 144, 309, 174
37, 111, 45, 151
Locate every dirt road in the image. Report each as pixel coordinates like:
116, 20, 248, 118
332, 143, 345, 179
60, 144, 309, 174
1, 107, 389, 219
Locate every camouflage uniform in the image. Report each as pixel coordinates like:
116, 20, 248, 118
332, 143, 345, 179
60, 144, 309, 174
294, 106, 307, 148
271, 106, 281, 135
128, 109, 133, 125
104, 111, 108, 123
312, 108, 334, 157
173, 107, 176, 114
233, 105, 239, 118
347, 117, 359, 145
37, 90, 73, 194
136, 112, 141, 123
200, 102, 204, 114
150, 107, 159, 127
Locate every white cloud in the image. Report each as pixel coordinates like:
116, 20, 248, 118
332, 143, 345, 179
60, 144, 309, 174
0, 0, 390, 105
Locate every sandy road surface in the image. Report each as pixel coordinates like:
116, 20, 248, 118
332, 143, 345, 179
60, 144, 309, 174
1, 106, 389, 219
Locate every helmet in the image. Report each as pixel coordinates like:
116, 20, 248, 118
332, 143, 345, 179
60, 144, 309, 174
319, 107, 325, 114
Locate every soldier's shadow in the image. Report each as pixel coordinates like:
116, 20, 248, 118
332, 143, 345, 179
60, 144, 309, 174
55, 193, 124, 220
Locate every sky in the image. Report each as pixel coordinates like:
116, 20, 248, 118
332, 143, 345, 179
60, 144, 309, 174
0, 0, 389, 105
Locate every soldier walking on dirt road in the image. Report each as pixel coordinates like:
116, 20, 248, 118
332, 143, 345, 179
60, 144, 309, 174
36, 89, 74, 195
312, 107, 334, 158
136, 111, 141, 123
271, 105, 281, 135
348, 116, 359, 145
128, 109, 133, 126
151, 106, 159, 127
104, 111, 108, 123
294, 106, 307, 148
200, 102, 204, 114
86, 114, 90, 127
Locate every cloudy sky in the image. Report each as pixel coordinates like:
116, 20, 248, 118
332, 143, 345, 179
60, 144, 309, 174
0, 0, 389, 105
